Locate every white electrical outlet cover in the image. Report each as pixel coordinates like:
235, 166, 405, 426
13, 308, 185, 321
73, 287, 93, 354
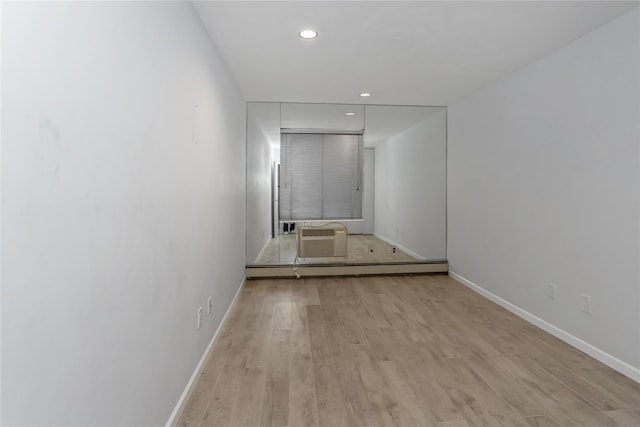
581, 294, 591, 314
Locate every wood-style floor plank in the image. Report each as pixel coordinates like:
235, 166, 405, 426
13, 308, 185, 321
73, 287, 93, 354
227, 367, 268, 427
313, 363, 350, 427
307, 304, 334, 366
259, 328, 290, 427
357, 360, 416, 427
289, 288, 320, 427
321, 305, 375, 427
177, 275, 640, 427
443, 357, 531, 427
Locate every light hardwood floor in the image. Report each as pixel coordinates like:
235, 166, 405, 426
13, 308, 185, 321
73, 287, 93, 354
177, 275, 640, 427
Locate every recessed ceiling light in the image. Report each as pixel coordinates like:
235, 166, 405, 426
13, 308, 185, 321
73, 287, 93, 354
360, 92, 371, 97
346, 112, 356, 116
298, 29, 318, 39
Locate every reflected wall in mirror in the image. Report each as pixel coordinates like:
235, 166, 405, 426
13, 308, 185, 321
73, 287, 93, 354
366, 105, 447, 261
246, 102, 446, 266
246, 102, 280, 264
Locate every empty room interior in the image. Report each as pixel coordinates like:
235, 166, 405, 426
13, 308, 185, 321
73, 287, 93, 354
2, 1, 640, 426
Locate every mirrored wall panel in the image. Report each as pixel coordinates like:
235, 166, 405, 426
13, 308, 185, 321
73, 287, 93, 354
246, 102, 446, 266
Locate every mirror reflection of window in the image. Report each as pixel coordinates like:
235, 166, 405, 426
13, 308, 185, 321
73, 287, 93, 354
280, 132, 363, 221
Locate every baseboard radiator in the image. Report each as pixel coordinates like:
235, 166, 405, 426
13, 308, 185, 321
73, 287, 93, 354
297, 225, 347, 257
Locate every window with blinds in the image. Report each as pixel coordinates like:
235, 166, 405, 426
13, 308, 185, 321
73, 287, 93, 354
279, 133, 363, 220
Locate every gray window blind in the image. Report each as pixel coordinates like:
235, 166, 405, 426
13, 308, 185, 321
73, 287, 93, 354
280, 133, 363, 220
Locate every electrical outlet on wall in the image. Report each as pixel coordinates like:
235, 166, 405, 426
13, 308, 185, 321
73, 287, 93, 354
548, 283, 558, 300
369, 247, 375, 254
581, 294, 592, 314
392, 247, 397, 254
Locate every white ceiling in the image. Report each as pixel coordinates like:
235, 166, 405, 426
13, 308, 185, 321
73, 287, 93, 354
363, 105, 443, 146
193, 1, 638, 107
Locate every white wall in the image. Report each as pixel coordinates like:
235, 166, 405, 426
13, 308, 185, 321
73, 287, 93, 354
246, 103, 280, 262
448, 9, 639, 372
374, 110, 447, 259
1, 2, 246, 425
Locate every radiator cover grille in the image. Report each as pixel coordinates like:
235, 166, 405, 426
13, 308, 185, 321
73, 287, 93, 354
301, 228, 335, 237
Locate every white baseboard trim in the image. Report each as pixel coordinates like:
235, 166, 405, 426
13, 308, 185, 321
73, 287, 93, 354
449, 271, 640, 383
373, 233, 427, 261
166, 276, 247, 426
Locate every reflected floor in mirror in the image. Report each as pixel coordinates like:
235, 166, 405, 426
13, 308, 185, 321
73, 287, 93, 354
254, 234, 419, 265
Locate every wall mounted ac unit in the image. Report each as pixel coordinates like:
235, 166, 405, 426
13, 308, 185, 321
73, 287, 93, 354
297, 226, 347, 257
